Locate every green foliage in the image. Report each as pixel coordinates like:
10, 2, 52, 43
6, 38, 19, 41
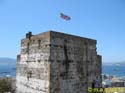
0, 78, 12, 93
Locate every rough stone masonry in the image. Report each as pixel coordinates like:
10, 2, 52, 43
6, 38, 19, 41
16, 31, 102, 93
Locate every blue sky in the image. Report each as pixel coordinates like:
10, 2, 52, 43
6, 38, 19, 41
0, 0, 125, 62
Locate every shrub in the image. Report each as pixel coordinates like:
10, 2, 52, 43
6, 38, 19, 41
0, 78, 12, 93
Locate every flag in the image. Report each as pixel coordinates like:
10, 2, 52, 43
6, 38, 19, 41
60, 13, 71, 20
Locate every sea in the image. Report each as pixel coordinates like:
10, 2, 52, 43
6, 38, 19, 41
102, 64, 125, 77
0, 62, 125, 77
0, 62, 16, 77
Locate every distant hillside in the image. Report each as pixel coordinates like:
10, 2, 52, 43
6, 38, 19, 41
0, 57, 16, 77
116, 62, 125, 65
103, 61, 125, 66
0, 57, 16, 65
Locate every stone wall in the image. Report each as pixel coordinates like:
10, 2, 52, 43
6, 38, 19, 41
16, 32, 51, 93
49, 31, 101, 93
16, 31, 102, 93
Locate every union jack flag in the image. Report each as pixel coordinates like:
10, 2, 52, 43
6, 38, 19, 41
60, 13, 71, 21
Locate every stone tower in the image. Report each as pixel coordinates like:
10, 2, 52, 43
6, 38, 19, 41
16, 31, 102, 93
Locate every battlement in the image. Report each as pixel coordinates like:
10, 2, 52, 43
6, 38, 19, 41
21, 30, 96, 49
23, 30, 96, 41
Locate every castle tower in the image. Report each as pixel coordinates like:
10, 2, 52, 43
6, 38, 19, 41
16, 31, 102, 93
